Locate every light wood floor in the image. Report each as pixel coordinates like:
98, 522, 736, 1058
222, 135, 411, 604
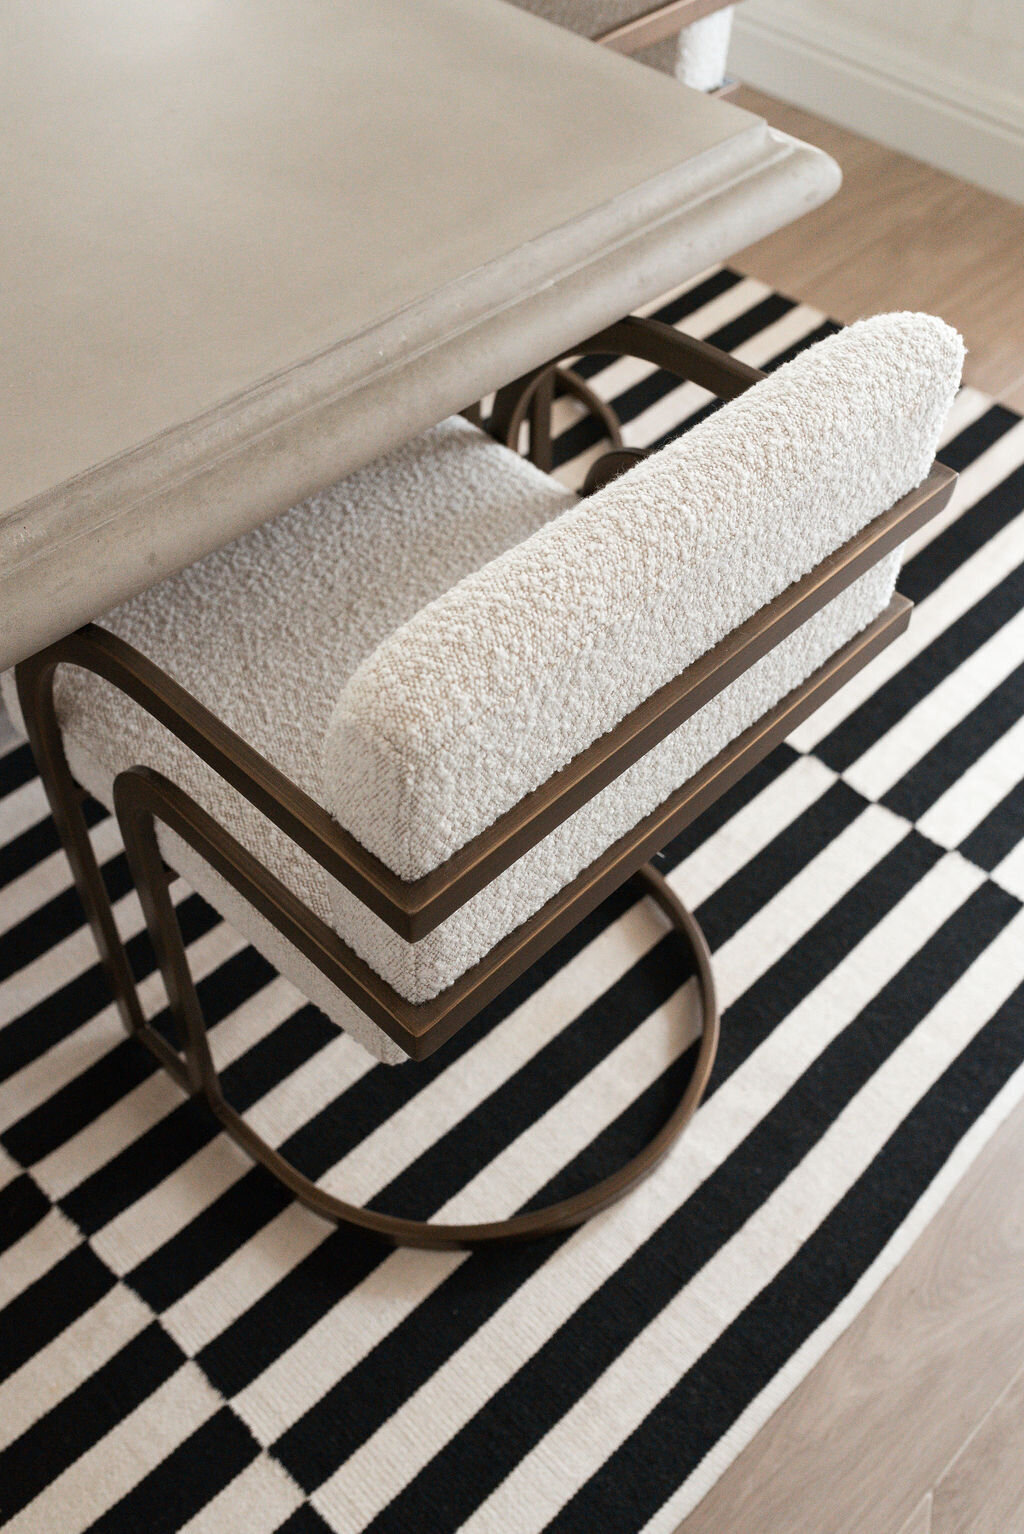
677, 91, 1024, 1534
732, 87, 1024, 414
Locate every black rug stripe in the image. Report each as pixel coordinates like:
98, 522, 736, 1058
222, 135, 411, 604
568, 268, 744, 381
3, 943, 278, 1172
940, 403, 1021, 474
553, 293, 796, 467
275, 1506, 336, 1534
552, 973, 1024, 1533
126, 746, 799, 1319
0, 794, 107, 889
83, 1406, 260, 1534
900, 463, 1024, 607
195, 775, 862, 1399
814, 554, 1024, 775
0, 850, 134, 981
640, 320, 839, 457
60, 976, 324, 1238
960, 777, 1024, 871
0, 742, 36, 799
272, 1051, 696, 1491
358, 882, 1017, 1532
0, 1323, 185, 1519
125, 876, 644, 1316
0, 1242, 116, 1385
0, 1172, 51, 1253
272, 814, 942, 1496
883, 655, 1024, 822
0, 891, 216, 1085
711, 828, 945, 1087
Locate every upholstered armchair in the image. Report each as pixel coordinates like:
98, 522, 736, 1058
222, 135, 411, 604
8, 312, 961, 1247
506, 0, 739, 93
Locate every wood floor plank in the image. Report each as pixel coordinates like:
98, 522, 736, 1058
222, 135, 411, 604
732, 87, 1024, 399
931, 1360, 1024, 1534
1000, 373, 1024, 417
898, 1494, 933, 1534
676, 1089, 1024, 1534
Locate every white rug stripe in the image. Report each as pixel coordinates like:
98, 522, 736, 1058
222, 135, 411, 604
0, 1205, 81, 1311
556, 294, 824, 487
307, 809, 917, 1524
0, 817, 122, 937
468, 907, 1024, 1534
789, 502, 1024, 753
901, 415, 1024, 562
844, 601, 1024, 802
90, 1032, 374, 1277
35, 976, 309, 1201
917, 711, 1024, 850
318, 909, 697, 1210
0, 1143, 19, 1194
0, 869, 198, 1017
177, 1453, 305, 1534
442, 984, 701, 1227
0, 1281, 153, 1452
991, 839, 1024, 903
5, 1363, 224, 1534
0, 920, 248, 1136
634, 264, 723, 317
0, 776, 51, 845
647, 1043, 1024, 1534
624, 303, 825, 451
938, 385, 998, 447
214, 761, 838, 1429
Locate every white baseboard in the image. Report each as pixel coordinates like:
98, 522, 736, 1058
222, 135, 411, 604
731, 2, 1024, 206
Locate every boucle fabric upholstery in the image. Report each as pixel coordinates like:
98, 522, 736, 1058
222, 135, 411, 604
3, 313, 962, 1062
2, 423, 574, 1061
326, 314, 963, 882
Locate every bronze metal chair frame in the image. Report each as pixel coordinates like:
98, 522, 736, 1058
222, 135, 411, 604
14, 316, 956, 1247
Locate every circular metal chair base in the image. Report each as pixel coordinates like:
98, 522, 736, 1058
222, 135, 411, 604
197, 863, 719, 1250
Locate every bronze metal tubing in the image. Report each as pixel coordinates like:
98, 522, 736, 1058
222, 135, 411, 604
582, 447, 649, 495
12, 461, 954, 962
111, 783, 721, 1251
502, 364, 625, 468
34, 593, 910, 1065
489, 313, 765, 458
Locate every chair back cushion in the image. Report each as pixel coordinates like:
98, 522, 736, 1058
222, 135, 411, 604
324, 312, 963, 880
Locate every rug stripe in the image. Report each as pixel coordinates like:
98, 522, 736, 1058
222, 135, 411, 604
0, 1323, 185, 1519
311, 883, 1016, 1529
540, 955, 1024, 1534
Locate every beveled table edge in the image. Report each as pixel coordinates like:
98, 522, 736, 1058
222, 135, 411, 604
0, 127, 840, 670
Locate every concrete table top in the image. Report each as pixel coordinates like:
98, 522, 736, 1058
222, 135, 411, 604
0, 0, 839, 669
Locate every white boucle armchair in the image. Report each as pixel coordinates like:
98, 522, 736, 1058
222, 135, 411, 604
9, 311, 962, 1247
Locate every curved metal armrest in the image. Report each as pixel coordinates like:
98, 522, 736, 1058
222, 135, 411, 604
488, 312, 766, 448
14, 626, 408, 935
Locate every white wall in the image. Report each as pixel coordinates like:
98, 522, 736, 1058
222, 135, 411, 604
731, 0, 1024, 205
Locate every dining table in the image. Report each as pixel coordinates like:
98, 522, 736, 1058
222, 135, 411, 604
0, 0, 840, 672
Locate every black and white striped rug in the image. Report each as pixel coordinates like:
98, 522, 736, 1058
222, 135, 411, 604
3, 268, 1024, 1534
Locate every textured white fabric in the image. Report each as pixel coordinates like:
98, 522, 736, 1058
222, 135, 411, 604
674, 7, 734, 91
2, 313, 962, 1061
327, 560, 900, 1004
2, 422, 573, 1060
327, 314, 964, 882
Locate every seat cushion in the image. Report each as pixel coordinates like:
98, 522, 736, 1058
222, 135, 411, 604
3, 420, 573, 1061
